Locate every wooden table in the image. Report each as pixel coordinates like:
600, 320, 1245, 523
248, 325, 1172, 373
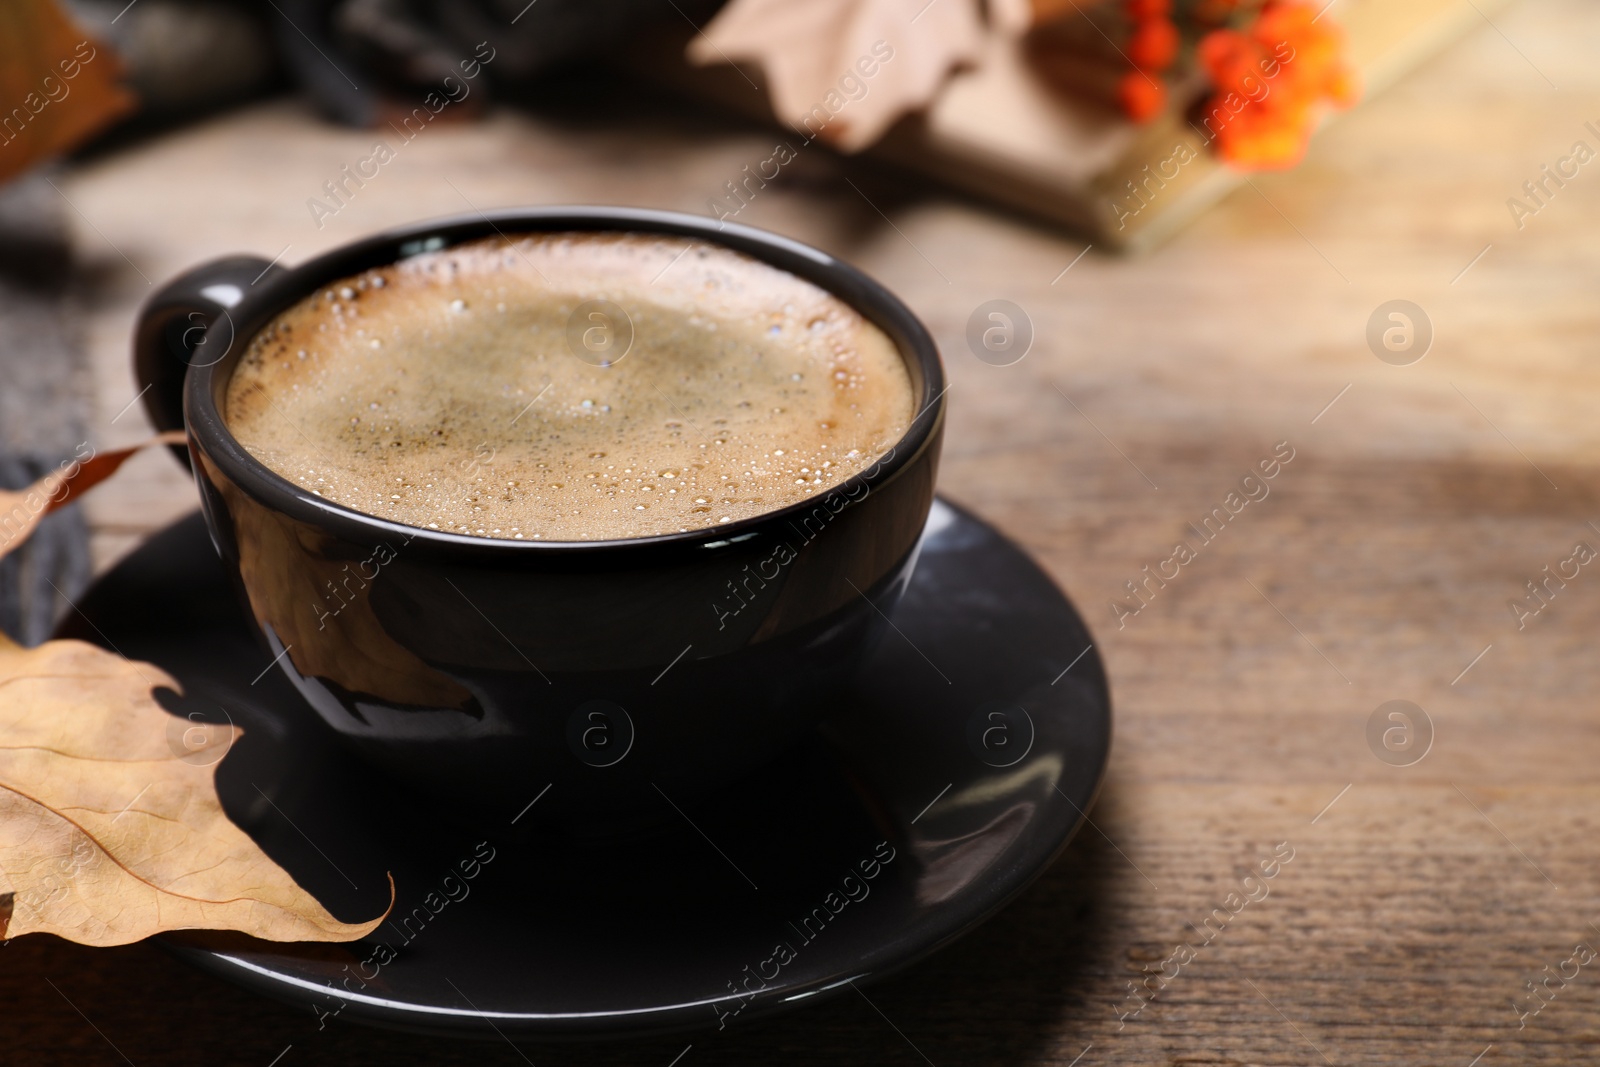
17, 0, 1600, 1062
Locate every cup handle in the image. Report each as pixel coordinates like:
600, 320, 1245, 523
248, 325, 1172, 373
132, 255, 283, 466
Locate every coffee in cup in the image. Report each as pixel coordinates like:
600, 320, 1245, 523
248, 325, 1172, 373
222, 233, 914, 541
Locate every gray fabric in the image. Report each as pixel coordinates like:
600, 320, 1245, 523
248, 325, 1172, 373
0, 173, 93, 647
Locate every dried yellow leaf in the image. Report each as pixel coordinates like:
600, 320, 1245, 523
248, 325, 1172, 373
0, 633, 388, 945
688, 0, 984, 152
0, 432, 185, 564
0, 0, 136, 185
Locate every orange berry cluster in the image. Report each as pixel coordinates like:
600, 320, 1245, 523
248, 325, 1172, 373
1116, 0, 1179, 122
1195, 1, 1359, 167
1110, 0, 1359, 169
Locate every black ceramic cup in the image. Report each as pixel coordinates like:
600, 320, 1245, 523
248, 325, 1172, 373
133, 207, 944, 821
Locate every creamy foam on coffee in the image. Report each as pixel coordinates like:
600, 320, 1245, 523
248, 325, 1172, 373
224, 233, 914, 541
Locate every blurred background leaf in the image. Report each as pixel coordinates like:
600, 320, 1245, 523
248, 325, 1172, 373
0, 0, 134, 185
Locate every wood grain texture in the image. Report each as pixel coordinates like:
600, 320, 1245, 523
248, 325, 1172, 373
15, 0, 1600, 1062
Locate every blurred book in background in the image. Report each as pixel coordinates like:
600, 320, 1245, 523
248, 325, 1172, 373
638, 0, 1513, 251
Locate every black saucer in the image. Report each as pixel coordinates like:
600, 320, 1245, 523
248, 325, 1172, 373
57, 499, 1110, 1040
